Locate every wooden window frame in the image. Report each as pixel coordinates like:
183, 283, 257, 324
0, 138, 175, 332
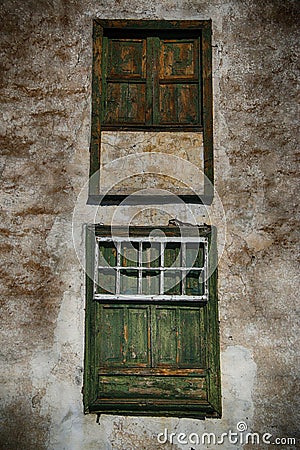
88, 20, 214, 205
84, 225, 221, 419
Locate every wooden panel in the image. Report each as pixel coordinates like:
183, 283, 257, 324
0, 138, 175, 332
100, 306, 124, 366
127, 307, 150, 365
178, 308, 203, 366
159, 39, 198, 79
98, 375, 207, 400
105, 82, 146, 124
107, 39, 146, 78
154, 307, 178, 365
157, 38, 200, 127
159, 83, 199, 124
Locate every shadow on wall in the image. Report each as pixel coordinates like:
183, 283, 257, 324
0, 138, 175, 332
0, 401, 50, 450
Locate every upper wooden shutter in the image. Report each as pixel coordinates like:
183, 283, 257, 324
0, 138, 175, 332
101, 31, 202, 129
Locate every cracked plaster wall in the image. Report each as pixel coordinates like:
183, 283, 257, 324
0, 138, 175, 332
0, 0, 299, 449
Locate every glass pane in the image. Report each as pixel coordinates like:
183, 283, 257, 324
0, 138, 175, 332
164, 242, 181, 268
99, 242, 117, 267
142, 242, 160, 267
164, 270, 182, 295
186, 242, 204, 268
142, 270, 160, 295
121, 242, 139, 267
120, 269, 138, 294
186, 270, 204, 296
97, 268, 116, 294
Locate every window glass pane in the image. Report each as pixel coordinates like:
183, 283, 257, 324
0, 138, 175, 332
142, 270, 160, 295
99, 242, 117, 267
164, 242, 181, 267
164, 270, 182, 295
186, 270, 204, 296
97, 268, 116, 294
121, 242, 139, 267
95, 237, 207, 298
186, 242, 204, 268
120, 269, 138, 294
142, 242, 160, 267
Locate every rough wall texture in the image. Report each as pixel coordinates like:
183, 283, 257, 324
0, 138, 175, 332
0, 0, 299, 449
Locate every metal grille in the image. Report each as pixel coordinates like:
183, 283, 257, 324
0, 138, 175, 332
94, 236, 208, 302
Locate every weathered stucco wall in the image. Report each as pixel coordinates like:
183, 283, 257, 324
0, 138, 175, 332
0, 0, 299, 449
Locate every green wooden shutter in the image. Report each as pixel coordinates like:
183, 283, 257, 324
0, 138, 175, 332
101, 32, 202, 128
84, 225, 221, 419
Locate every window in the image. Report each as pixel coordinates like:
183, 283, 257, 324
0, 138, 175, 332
95, 234, 208, 300
88, 20, 213, 204
84, 225, 221, 418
